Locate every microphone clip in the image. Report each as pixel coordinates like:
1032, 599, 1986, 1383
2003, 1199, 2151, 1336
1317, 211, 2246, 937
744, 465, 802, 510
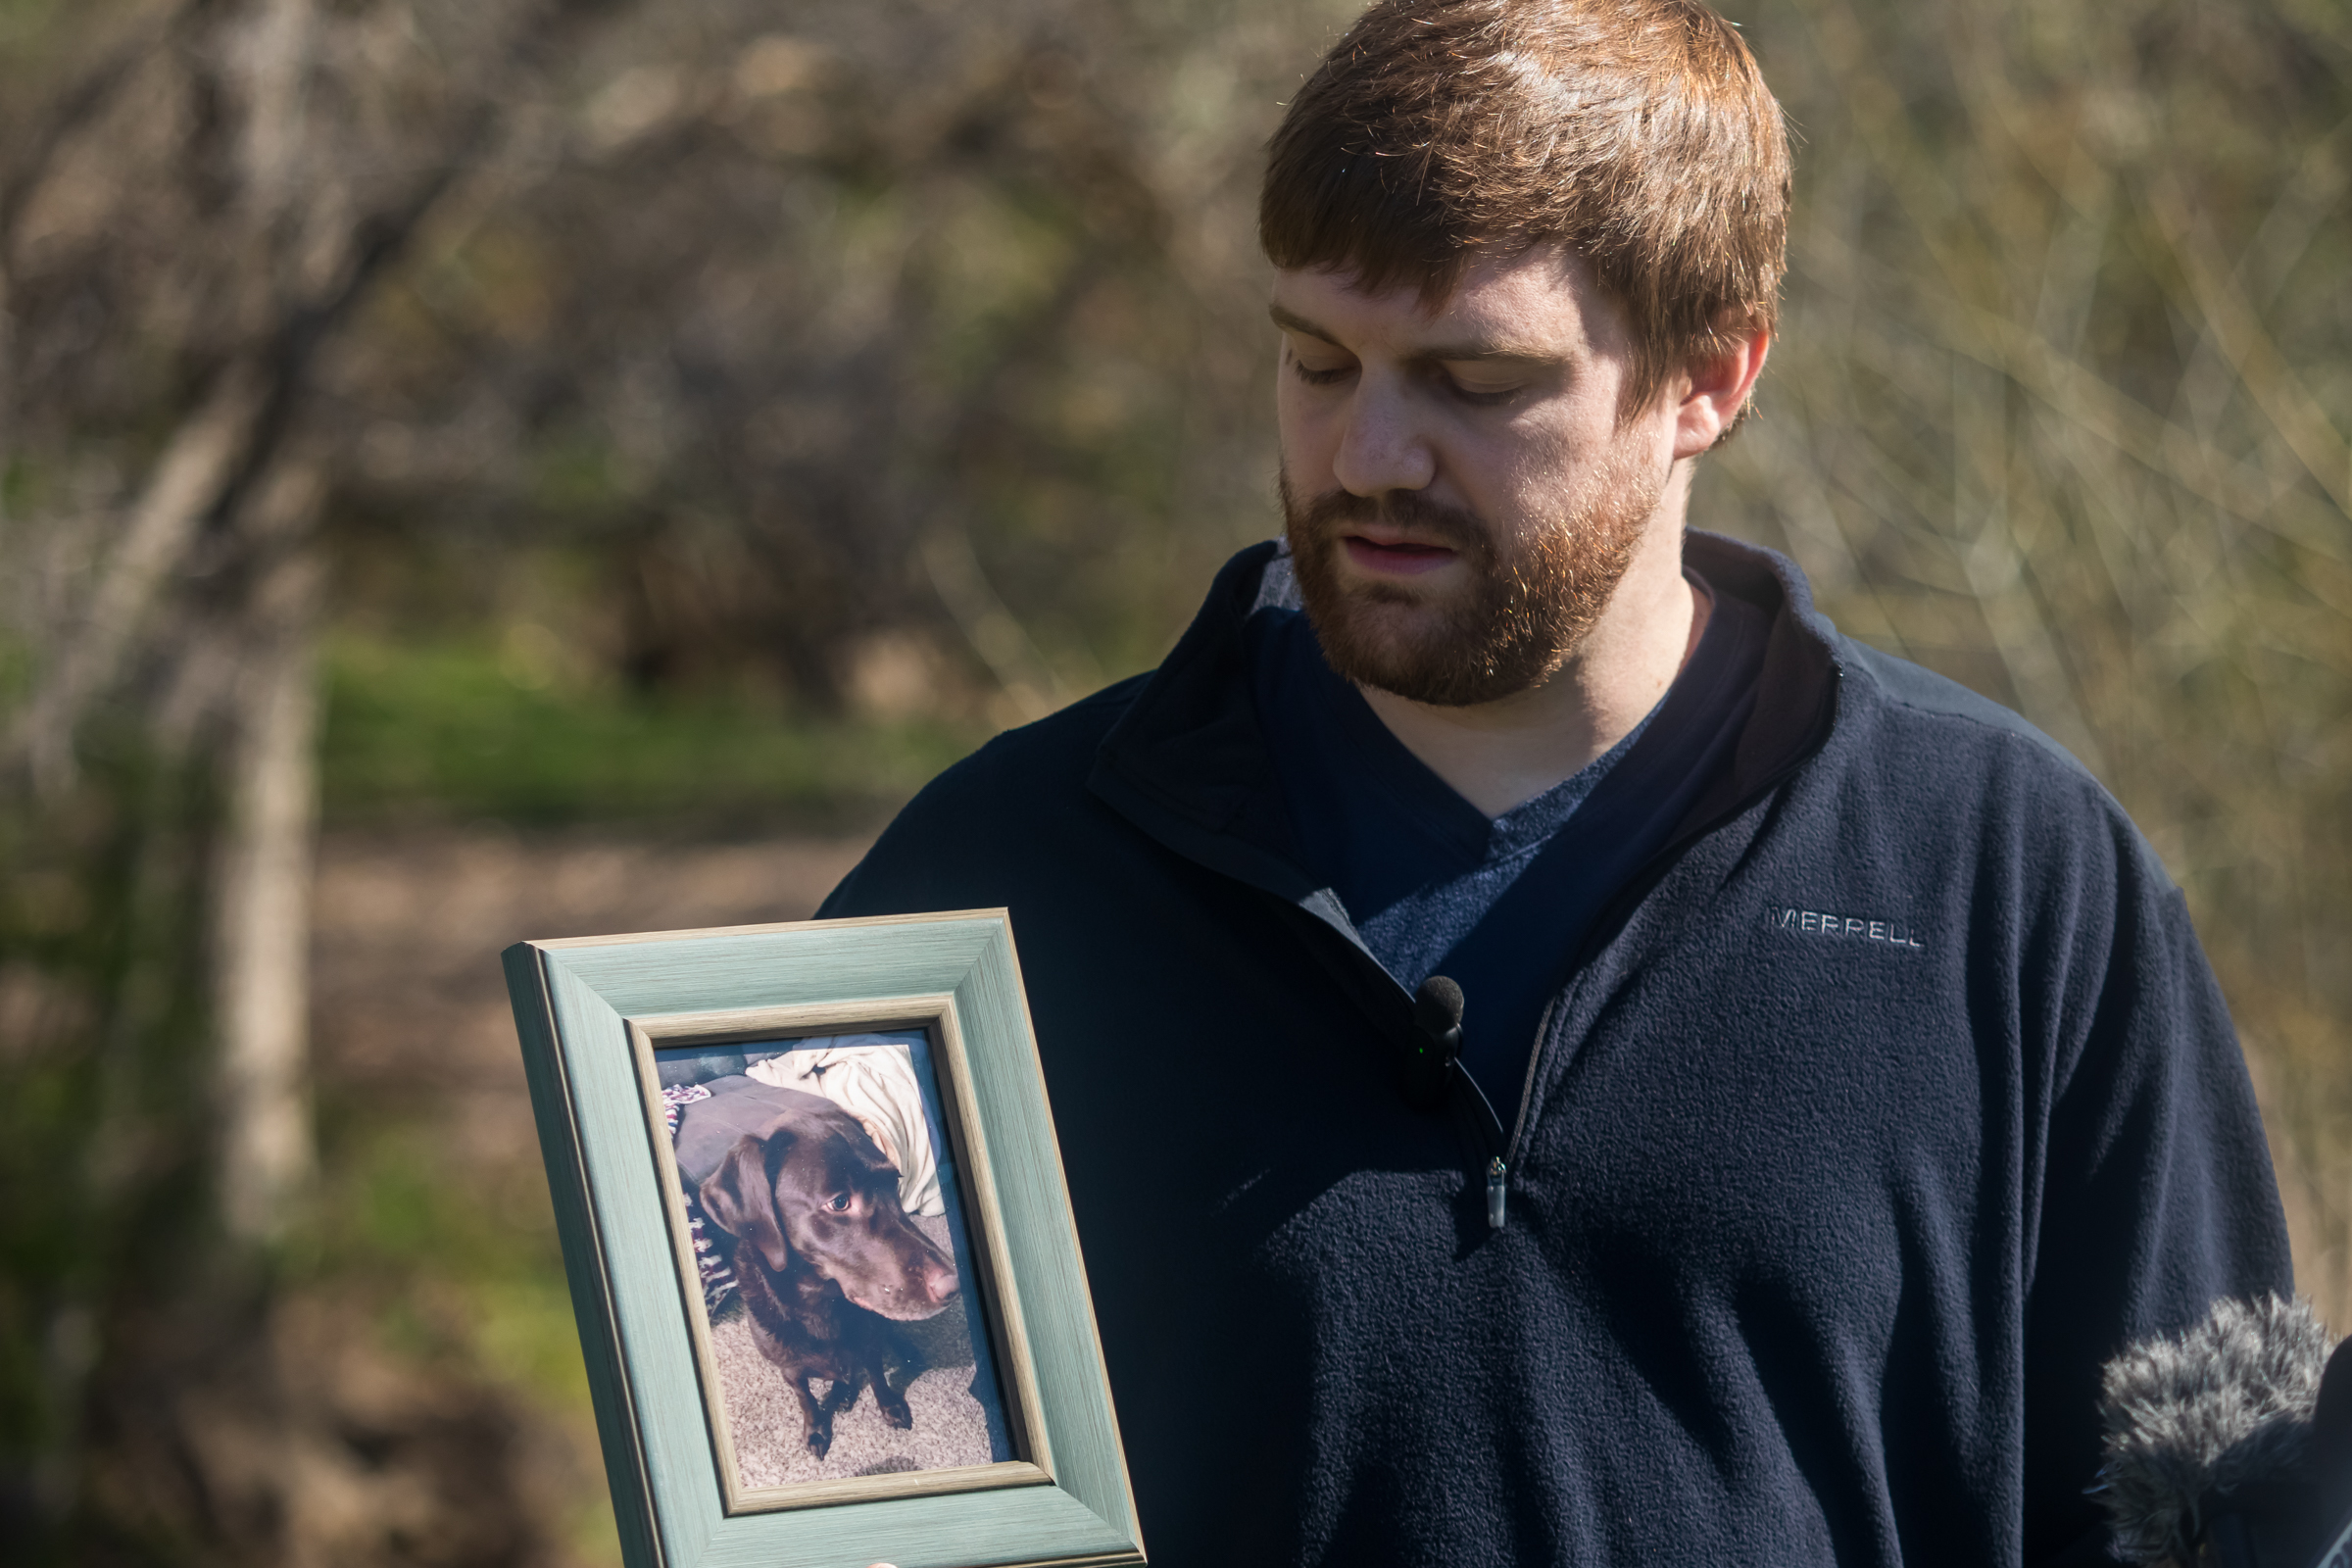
1402, 976, 1464, 1114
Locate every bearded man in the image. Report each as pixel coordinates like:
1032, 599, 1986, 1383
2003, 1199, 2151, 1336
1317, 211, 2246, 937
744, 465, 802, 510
820, 1, 2293, 1562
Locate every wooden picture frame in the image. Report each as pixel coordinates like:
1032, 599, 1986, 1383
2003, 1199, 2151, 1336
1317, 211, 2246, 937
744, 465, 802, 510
503, 909, 1144, 1568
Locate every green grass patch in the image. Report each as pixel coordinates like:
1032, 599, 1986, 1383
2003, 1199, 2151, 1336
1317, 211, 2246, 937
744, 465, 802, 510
297, 1117, 593, 1407
320, 635, 984, 828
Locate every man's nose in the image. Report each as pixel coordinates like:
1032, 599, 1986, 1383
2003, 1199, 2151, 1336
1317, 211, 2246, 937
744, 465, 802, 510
1330, 377, 1436, 498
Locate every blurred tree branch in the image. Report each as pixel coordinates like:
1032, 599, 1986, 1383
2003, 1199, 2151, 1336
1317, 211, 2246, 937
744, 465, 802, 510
0, 1, 647, 1559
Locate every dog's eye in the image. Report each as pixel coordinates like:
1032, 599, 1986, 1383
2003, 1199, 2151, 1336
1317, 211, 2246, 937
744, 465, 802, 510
826, 1193, 851, 1212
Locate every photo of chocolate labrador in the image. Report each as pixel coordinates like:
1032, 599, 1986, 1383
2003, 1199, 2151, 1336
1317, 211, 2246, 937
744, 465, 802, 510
697, 1086, 963, 1459
662, 1034, 1012, 1490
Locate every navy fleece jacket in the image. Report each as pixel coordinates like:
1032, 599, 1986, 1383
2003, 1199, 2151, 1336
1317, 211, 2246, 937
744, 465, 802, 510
819, 533, 2292, 1568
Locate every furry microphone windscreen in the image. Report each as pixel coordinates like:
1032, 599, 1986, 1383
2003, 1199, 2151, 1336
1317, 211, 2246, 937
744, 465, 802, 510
2095, 1294, 2348, 1568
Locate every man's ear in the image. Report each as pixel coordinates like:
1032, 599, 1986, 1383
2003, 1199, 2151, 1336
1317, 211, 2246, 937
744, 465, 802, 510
1671, 316, 1771, 460
698, 1133, 793, 1275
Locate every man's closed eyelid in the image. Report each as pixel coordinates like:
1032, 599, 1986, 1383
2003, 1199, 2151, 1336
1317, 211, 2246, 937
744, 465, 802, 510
1438, 371, 1522, 404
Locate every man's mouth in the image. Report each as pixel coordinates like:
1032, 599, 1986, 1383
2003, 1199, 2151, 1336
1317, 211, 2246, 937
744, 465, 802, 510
1343, 535, 1457, 576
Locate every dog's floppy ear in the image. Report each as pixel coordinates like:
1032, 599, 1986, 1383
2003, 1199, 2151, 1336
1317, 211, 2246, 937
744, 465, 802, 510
698, 1132, 793, 1275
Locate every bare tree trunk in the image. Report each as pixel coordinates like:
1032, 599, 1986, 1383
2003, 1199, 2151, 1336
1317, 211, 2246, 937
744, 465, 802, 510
237, 0, 316, 218
5, 366, 267, 796
211, 513, 325, 1249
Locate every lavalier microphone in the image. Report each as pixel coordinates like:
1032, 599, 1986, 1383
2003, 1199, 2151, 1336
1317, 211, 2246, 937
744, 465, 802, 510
1404, 976, 1464, 1111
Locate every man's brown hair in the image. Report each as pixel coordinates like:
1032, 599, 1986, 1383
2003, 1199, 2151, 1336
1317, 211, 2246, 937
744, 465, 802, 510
1260, 0, 1790, 420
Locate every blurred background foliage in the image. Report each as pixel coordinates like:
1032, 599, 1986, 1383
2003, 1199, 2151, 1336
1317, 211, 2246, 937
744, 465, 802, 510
0, 0, 2346, 1561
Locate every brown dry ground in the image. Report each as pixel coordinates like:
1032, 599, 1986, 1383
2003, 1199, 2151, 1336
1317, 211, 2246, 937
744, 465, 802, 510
312, 828, 872, 1171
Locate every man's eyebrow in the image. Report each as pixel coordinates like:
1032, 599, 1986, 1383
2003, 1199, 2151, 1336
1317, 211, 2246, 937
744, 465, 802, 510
1267, 303, 1556, 364
1268, 304, 1339, 343
1411, 338, 1557, 364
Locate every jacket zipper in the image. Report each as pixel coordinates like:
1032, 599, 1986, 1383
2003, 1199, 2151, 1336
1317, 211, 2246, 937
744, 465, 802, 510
1479, 666, 1844, 1231
1485, 994, 1563, 1229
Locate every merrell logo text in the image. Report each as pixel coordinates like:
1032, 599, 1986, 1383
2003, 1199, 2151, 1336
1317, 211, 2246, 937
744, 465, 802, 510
1770, 907, 1926, 949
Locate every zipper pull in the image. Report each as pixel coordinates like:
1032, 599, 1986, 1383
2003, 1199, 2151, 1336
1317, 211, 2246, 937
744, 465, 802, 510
1487, 1156, 1507, 1229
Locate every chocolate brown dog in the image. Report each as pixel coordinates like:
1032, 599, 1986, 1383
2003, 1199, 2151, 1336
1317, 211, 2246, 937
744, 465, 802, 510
697, 1086, 960, 1459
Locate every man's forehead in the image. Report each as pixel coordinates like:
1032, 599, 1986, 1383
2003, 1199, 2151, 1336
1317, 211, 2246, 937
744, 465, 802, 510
1268, 247, 1611, 356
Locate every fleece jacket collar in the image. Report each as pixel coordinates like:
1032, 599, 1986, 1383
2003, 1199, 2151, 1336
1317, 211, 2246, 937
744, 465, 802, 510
1083, 529, 1846, 1153
1090, 530, 1841, 879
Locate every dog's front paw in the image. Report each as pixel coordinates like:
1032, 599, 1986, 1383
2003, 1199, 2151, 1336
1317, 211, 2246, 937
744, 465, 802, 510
805, 1417, 835, 1459
879, 1391, 913, 1429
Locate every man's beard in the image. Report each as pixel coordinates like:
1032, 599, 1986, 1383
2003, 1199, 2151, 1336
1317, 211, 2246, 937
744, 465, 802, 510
1280, 458, 1662, 708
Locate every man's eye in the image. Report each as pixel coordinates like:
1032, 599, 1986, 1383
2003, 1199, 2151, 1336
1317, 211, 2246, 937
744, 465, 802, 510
1444, 375, 1520, 407
1290, 355, 1352, 386
826, 1193, 851, 1212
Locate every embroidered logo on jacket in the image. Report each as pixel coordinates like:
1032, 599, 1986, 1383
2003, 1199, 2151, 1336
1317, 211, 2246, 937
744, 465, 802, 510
1769, 906, 1926, 950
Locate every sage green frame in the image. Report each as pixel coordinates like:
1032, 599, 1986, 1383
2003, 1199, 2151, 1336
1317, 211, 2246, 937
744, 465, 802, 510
503, 909, 1144, 1568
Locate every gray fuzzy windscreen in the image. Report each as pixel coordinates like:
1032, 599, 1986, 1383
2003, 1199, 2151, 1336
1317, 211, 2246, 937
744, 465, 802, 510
2095, 1295, 2334, 1566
